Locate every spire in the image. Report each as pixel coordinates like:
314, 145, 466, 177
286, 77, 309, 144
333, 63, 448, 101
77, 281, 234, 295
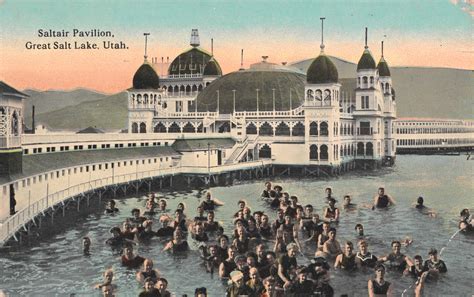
381, 40, 384, 58
211, 38, 214, 56
143, 33, 150, 61
240, 49, 244, 70
364, 27, 368, 49
320, 17, 326, 53
190, 29, 200, 47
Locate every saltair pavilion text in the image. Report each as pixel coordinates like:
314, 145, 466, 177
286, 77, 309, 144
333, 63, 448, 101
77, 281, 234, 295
37, 29, 113, 38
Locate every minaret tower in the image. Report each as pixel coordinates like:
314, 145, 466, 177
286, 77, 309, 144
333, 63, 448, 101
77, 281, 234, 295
353, 28, 385, 165
303, 18, 342, 165
203, 38, 223, 86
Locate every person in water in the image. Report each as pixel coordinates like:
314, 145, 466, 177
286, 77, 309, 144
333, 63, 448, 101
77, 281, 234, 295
225, 270, 253, 297
323, 198, 340, 222
106, 227, 134, 247
261, 182, 272, 198
322, 228, 342, 258
138, 277, 160, 297
156, 278, 171, 297
219, 246, 237, 279
199, 191, 224, 211
95, 268, 117, 291
379, 241, 407, 272
368, 264, 393, 297
278, 243, 298, 289
343, 195, 357, 209
163, 227, 189, 253
414, 196, 436, 217
324, 187, 334, 203
405, 255, 428, 278
423, 248, 447, 277
136, 258, 161, 284
82, 236, 91, 256
129, 208, 147, 227
334, 241, 357, 271
355, 223, 364, 237
104, 200, 119, 214
355, 239, 378, 269
121, 245, 145, 269
372, 187, 395, 209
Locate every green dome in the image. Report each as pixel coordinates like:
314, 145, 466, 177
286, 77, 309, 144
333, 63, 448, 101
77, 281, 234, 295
132, 62, 160, 89
306, 54, 339, 84
377, 58, 391, 77
203, 57, 222, 76
168, 47, 217, 75
357, 49, 376, 71
195, 69, 305, 113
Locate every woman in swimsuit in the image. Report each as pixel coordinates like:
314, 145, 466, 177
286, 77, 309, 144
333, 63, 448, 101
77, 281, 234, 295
136, 259, 161, 284
163, 227, 189, 253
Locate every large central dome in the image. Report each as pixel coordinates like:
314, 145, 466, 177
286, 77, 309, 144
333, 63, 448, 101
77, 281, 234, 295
195, 65, 305, 113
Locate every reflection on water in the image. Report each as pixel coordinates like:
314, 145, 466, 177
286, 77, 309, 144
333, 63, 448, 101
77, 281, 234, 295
0, 155, 473, 296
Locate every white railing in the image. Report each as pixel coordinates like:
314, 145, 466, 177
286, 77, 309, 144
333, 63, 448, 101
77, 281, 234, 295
156, 111, 218, 118
164, 74, 203, 79
0, 160, 273, 245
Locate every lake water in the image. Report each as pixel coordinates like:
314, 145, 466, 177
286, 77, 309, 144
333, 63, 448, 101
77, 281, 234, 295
0, 155, 473, 296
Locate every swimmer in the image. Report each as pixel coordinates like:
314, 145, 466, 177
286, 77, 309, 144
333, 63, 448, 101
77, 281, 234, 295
379, 241, 408, 272
278, 243, 299, 289
355, 223, 364, 237
372, 187, 395, 209
156, 278, 171, 297
158, 198, 167, 212
289, 269, 313, 295
105, 227, 134, 247
423, 248, 447, 276
343, 195, 357, 209
101, 284, 115, 297
136, 220, 157, 241
194, 287, 207, 297
129, 208, 147, 227
246, 267, 264, 296
138, 277, 159, 297
355, 240, 378, 268
82, 236, 91, 256
334, 241, 357, 271
199, 191, 224, 211
368, 264, 393, 297
324, 187, 334, 203
459, 208, 473, 226
261, 182, 272, 198
405, 255, 428, 278
204, 244, 221, 273
322, 228, 342, 258
323, 198, 340, 222
217, 235, 230, 262
414, 197, 436, 217
136, 258, 161, 284
95, 268, 117, 291
226, 270, 253, 297
219, 246, 237, 278
104, 200, 119, 214
163, 227, 189, 253
194, 205, 206, 222
121, 245, 145, 269
203, 211, 222, 234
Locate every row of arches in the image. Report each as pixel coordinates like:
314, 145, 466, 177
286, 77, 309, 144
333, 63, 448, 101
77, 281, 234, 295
130, 122, 147, 133
305, 88, 339, 106
162, 84, 205, 96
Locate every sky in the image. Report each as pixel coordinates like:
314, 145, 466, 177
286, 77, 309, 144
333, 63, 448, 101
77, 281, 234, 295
0, 0, 472, 93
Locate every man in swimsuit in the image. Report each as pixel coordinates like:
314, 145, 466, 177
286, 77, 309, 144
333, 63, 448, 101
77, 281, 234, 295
355, 223, 364, 237
136, 259, 161, 284
373, 187, 395, 209
158, 199, 167, 212
335, 241, 357, 271
226, 270, 253, 297
138, 277, 159, 297
324, 198, 340, 222
322, 228, 342, 258
121, 245, 145, 269
104, 200, 119, 214
219, 246, 237, 279
355, 239, 378, 269
343, 195, 357, 209
156, 278, 171, 297
368, 264, 393, 297
278, 243, 298, 289
379, 241, 408, 273
423, 248, 447, 277
199, 191, 224, 211
82, 236, 91, 256
405, 255, 428, 278
262, 182, 272, 198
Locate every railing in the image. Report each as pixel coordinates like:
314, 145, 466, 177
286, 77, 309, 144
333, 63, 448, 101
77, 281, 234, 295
0, 136, 21, 148
163, 74, 203, 79
156, 111, 218, 118
234, 106, 304, 118
0, 160, 273, 245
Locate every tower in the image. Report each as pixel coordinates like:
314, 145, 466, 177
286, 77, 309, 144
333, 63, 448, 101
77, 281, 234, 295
0, 81, 28, 176
353, 28, 385, 163
128, 33, 163, 134
303, 18, 342, 165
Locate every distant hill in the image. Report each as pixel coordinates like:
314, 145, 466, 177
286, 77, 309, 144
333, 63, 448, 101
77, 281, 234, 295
35, 92, 128, 131
292, 57, 474, 119
23, 88, 107, 126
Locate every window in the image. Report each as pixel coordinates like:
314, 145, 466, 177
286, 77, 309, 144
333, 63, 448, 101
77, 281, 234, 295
360, 122, 371, 135
361, 96, 369, 109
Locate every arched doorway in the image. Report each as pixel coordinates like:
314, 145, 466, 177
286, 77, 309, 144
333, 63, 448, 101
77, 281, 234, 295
246, 123, 257, 135
259, 144, 272, 159
292, 122, 305, 136
259, 122, 273, 136
168, 123, 181, 133
154, 122, 166, 133
366, 142, 373, 156
357, 142, 365, 156
183, 122, 195, 133
275, 122, 290, 136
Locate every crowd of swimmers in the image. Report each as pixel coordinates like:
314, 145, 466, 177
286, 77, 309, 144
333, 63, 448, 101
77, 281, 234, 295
84, 182, 473, 297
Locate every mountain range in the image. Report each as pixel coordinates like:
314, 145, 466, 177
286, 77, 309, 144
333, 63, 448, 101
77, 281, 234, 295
23, 56, 473, 131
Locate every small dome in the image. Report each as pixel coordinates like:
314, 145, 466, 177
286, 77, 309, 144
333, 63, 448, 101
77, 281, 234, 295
132, 62, 159, 89
377, 57, 391, 77
306, 54, 339, 84
357, 49, 376, 71
203, 57, 222, 76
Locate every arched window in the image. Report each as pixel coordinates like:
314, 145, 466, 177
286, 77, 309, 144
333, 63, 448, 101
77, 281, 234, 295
192, 85, 198, 93
323, 89, 331, 105
320, 145, 328, 160
183, 122, 195, 133
259, 122, 273, 136
218, 122, 230, 133
198, 84, 203, 92
174, 86, 179, 94
292, 122, 305, 136
154, 122, 166, 133
185, 85, 191, 95
320, 122, 329, 136
306, 89, 314, 100
340, 146, 343, 158
370, 77, 374, 85
363, 76, 368, 84
309, 122, 318, 136
315, 90, 322, 101
139, 122, 146, 133
137, 94, 142, 103
131, 122, 138, 133
357, 142, 364, 156
309, 145, 318, 160
144, 94, 148, 104
275, 122, 290, 136
168, 123, 181, 133
180, 85, 185, 93
366, 142, 373, 156
246, 123, 257, 135
259, 144, 272, 159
